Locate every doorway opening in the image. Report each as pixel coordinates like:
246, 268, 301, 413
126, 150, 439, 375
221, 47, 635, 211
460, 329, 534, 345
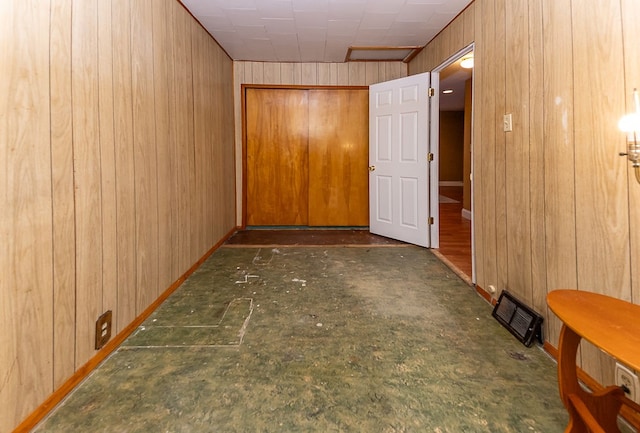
430, 45, 474, 283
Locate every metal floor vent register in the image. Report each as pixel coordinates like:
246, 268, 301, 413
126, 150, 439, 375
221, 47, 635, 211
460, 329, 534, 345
492, 291, 543, 347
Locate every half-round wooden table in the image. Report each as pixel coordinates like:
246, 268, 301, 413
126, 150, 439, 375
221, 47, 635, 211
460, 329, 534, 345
547, 289, 640, 433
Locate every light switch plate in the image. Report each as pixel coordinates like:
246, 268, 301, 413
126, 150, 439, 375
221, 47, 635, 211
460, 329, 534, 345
503, 114, 513, 132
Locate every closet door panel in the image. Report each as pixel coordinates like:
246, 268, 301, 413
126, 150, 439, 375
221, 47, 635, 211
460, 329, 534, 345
246, 88, 309, 225
308, 89, 369, 226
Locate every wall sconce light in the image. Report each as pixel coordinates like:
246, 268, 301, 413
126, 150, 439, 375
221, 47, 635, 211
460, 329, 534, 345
618, 88, 640, 183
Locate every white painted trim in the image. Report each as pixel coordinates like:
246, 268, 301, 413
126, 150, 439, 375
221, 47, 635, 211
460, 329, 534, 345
439, 180, 463, 186
461, 208, 471, 220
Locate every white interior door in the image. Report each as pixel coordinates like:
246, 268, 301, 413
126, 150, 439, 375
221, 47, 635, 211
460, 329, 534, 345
369, 72, 435, 247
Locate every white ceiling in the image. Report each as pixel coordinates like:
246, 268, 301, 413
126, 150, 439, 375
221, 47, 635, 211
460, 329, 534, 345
180, 0, 473, 63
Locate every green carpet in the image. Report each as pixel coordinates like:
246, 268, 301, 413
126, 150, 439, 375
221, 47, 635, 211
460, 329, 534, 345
35, 246, 568, 432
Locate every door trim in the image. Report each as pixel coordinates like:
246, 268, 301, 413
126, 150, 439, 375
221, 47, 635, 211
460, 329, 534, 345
430, 43, 476, 283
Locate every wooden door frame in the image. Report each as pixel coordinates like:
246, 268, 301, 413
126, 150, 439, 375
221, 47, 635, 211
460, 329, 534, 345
240, 84, 368, 228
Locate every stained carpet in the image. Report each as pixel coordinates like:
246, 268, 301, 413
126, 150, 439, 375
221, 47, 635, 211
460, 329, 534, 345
34, 246, 568, 432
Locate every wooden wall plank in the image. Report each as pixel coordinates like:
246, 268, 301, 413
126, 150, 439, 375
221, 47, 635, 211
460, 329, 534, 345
301, 62, 317, 85
478, 0, 498, 292
191, 24, 209, 255
527, 0, 547, 320
348, 62, 366, 85
462, 3, 475, 47
72, 0, 103, 365
111, 0, 137, 332
98, 0, 118, 319
365, 62, 379, 85
263, 62, 281, 83
172, 1, 195, 270
470, 2, 485, 287
572, 0, 628, 385
621, 0, 640, 306
317, 63, 336, 85
493, 0, 508, 298
0, 2, 54, 430
280, 63, 294, 83
336, 62, 350, 85
50, 0, 76, 389
504, 0, 531, 301
541, 0, 577, 347
131, 0, 160, 309
152, 0, 174, 291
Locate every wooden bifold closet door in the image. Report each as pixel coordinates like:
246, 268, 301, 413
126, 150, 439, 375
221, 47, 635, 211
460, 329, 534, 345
246, 87, 368, 227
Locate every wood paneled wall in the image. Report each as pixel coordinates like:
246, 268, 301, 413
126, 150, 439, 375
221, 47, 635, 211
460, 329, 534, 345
0, 1, 236, 431
232, 61, 408, 223
410, 0, 640, 385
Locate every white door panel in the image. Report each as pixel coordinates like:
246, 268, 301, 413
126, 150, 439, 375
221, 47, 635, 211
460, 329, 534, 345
369, 73, 432, 247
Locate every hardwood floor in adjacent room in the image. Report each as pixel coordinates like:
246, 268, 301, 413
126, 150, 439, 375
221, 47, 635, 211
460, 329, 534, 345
437, 185, 472, 279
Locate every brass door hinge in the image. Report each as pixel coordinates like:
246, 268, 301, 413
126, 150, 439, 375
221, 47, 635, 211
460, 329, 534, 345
428, 87, 435, 97
428, 217, 434, 225
427, 152, 434, 161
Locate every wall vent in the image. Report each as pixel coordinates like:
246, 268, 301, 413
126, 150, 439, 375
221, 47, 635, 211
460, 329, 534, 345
492, 291, 543, 347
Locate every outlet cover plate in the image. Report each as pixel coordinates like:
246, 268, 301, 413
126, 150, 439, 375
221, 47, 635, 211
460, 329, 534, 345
615, 362, 639, 404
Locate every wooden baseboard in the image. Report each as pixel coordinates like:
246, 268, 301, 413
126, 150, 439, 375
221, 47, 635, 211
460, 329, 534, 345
13, 227, 238, 433
474, 284, 496, 305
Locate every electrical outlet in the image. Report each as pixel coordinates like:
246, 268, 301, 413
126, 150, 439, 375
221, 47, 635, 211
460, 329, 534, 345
95, 310, 113, 350
615, 362, 640, 403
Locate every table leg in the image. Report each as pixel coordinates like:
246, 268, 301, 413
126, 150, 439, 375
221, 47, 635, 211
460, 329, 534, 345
557, 324, 623, 433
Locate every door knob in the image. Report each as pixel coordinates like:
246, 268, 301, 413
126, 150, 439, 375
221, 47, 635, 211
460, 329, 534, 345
368, 165, 376, 172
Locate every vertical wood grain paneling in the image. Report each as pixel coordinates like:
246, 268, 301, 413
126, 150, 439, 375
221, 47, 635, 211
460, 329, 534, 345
365, 63, 379, 85
470, 2, 484, 287
542, 0, 577, 346
191, 24, 212, 255
504, 0, 531, 301
251, 61, 264, 84
301, 63, 317, 84
318, 63, 337, 85
448, 16, 464, 56
203, 40, 216, 245
152, 0, 174, 291
572, 0, 628, 297
493, 0, 508, 297
621, 0, 640, 306
172, 1, 195, 269
263, 62, 281, 83
527, 0, 547, 318
111, 0, 137, 331
72, 0, 104, 365
131, 0, 160, 310
5, 2, 238, 430
462, 4, 475, 47
412, 0, 640, 385
336, 63, 350, 85
280, 63, 295, 83
50, 0, 76, 388
219, 54, 236, 235
571, 0, 628, 385
191, 23, 204, 254
0, 2, 53, 430
478, 0, 498, 291
98, 0, 118, 317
